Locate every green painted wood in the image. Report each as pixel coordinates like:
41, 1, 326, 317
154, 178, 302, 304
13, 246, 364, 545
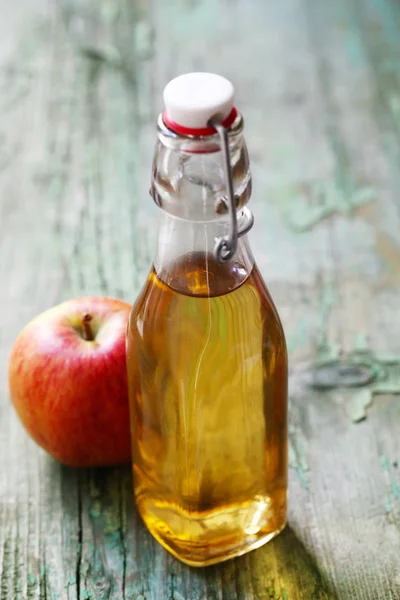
1, 0, 400, 597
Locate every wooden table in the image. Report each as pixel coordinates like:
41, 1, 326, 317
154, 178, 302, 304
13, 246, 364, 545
1, 0, 400, 598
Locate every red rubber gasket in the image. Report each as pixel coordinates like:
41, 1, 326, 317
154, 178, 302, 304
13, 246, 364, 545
163, 107, 237, 136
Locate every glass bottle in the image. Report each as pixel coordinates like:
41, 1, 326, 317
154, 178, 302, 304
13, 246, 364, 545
126, 73, 288, 567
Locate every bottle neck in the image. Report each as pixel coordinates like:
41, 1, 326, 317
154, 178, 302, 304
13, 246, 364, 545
154, 213, 254, 297
151, 111, 251, 221
151, 111, 254, 297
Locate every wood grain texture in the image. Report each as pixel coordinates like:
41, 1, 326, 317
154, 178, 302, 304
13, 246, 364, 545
1, 0, 400, 597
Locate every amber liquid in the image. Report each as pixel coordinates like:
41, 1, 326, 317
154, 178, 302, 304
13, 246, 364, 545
127, 253, 288, 566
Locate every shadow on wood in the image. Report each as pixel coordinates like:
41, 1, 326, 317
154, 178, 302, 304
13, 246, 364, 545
54, 461, 337, 599
196, 524, 336, 600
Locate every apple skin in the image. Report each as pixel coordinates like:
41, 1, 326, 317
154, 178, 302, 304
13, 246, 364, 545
8, 297, 132, 467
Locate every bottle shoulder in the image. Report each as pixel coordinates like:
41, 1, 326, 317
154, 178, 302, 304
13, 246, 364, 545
249, 266, 286, 326
247, 265, 287, 348
129, 259, 286, 352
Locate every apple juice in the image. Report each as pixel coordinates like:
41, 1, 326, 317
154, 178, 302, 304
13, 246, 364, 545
127, 253, 287, 566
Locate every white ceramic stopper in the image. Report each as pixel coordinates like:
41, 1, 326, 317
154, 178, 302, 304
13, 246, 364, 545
163, 72, 234, 129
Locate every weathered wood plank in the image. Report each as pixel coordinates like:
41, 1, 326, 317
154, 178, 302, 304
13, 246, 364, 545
301, 2, 400, 597
2, 0, 400, 598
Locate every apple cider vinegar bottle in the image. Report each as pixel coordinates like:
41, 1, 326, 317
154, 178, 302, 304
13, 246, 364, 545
126, 73, 288, 566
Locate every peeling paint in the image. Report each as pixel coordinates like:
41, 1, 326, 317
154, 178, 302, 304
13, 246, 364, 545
315, 279, 340, 358
64, 577, 76, 589
285, 181, 376, 232
381, 456, 400, 500
311, 360, 376, 390
314, 342, 341, 366
289, 423, 309, 489
385, 493, 392, 515
381, 455, 400, 520
287, 318, 309, 352
309, 337, 400, 422
348, 389, 373, 423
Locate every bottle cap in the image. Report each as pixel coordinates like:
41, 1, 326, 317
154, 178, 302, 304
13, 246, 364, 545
163, 72, 235, 134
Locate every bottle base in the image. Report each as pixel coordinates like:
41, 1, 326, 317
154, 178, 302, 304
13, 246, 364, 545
137, 493, 287, 567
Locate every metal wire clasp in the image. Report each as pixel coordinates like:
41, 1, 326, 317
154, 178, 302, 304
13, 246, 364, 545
208, 116, 253, 263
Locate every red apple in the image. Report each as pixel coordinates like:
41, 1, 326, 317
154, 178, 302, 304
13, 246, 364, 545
8, 297, 132, 467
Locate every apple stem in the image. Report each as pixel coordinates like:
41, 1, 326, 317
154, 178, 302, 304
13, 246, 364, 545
82, 313, 94, 341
